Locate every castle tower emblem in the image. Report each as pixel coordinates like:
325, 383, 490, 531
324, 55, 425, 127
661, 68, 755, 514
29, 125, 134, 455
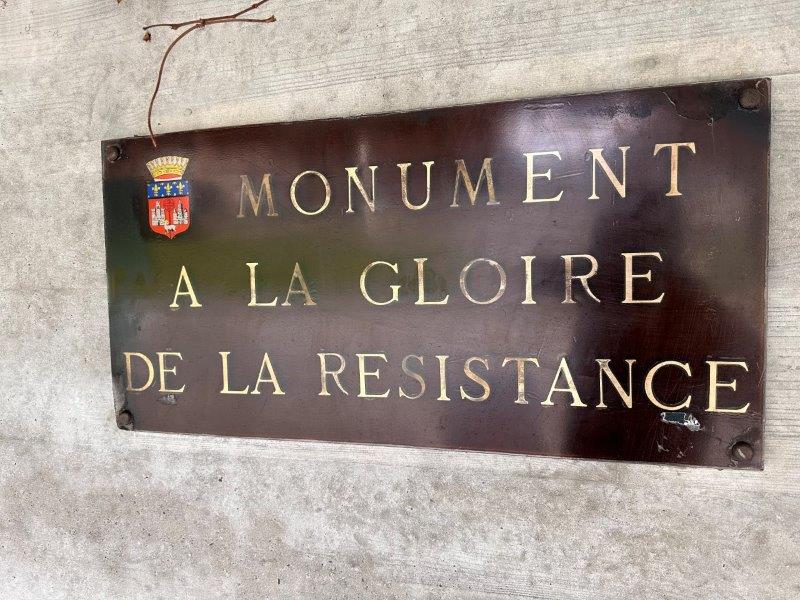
146, 156, 191, 239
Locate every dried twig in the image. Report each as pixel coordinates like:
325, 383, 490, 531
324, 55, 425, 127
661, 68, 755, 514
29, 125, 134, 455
143, 1, 276, 147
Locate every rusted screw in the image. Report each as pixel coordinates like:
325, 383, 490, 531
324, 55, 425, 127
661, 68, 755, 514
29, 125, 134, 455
106, 144, 122, 162
117, 410, 134, 430
731, 440, 754, 463
739, 88, 761, 110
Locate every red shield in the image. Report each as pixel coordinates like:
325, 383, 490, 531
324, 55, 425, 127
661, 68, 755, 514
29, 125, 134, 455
146, 156, 191, 239
148, 194, 190, 239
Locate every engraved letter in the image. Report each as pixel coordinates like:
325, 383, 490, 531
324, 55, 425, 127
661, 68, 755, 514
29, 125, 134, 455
542, 357, 587, 407
238, 174, 278, 218
252, 353, 286, 395
622, 252, 665, 304
644, 361, 691, 410
588, 146, 629, 200
459, 258, 506, 305
170, 265, 202, 308
562, 254, 601, 303
398, 161, 434, 210
460, 357, 491, 402
360, 261, 400, 306
282, 262, 317, 306
653, 142, 696, 197
502, 357, 540, 404
436, 355, 451, 401
319, 353, 348, 396
523, 151, 563, 203
157, 351, 185, 394
357, 353, 390, 398
345, 166, 378, 213
522, 256, 536, 305
124, 352, 154, 392
290, 171, 331, 216
399, 355, 426, 400
246, 262, 278, 307
451, 158, 499, 207
706, 360, 750, 413
596, 359, 635, 409
219, 351, 249, 394
414, 258, 449, 305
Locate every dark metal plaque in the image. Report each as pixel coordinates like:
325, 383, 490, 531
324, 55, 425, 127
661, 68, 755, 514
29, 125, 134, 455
103, 79, 769, 468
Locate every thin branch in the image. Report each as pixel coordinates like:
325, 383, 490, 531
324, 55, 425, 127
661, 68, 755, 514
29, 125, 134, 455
143, 0, 272, 31
144, 1, 276, 148
147, 24, 203, 148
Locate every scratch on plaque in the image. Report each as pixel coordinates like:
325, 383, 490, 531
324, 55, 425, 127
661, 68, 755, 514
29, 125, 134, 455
555, 171, 583, 180
523, 101, 569, 111
662, 91, 679, 112
661, 411, 702, 432
158, 393, 178, 406
661, 90, 699, 121
662, 89, 729, 122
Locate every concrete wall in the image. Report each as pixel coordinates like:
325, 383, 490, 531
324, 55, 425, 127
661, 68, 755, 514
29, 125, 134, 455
1, 1, 799, 597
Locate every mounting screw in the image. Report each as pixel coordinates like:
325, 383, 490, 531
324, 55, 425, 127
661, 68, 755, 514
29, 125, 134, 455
106, 144, 122, 162
117, 410, 134, 430
739, 88, 761, 110
731, 440, 754, 463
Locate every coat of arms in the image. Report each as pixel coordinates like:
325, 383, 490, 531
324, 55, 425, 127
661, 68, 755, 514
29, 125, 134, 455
146, 156, 191, 239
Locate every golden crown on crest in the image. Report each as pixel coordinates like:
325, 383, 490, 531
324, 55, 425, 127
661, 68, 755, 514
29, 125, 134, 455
146, 156, 189, 180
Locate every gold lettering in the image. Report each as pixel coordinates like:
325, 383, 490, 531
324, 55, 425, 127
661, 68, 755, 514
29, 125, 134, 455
706, 360, 750, 413
653, 142, 696, 197
170, 265, 202, 308
562, 254, 601, 304
414, 258, 449, 305
521, 256, 536, 305
399, 355, 426, 400
542, 357, 586, 406
644, 361, 691, 410
622, 252, 665, 304
588, 146, 629, 200
436, 355, 450, 401
459, 258, 506, 305
282, 262, 316, 306
359, 261, 400, 306
542, 357, 586, 407
523, 151, 563, 203
596, 359, 635, 408
157, 351, 185, 393
290, 170, 331, 216
318, 353, 348, 396
219, 351, 249, 394
451, 158, 499, 207
246, 262, 278, 307
252, 353, 285, 395
501, 357, 540, 404
357, 353, 390, 398
238, 174, 278, 218
345, 166, 378, 213
460, 357, 491, 402
398, 161, 434, 210
124, 352, 154, 392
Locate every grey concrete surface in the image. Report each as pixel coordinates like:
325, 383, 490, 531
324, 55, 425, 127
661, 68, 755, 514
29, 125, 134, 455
1, 1, 799, 598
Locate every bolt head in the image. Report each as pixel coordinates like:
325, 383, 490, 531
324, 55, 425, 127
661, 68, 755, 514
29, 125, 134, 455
106, 144, 122, 162
117, 410, 133, 430
739, 88, 761, 110
731, 440, 754, 463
